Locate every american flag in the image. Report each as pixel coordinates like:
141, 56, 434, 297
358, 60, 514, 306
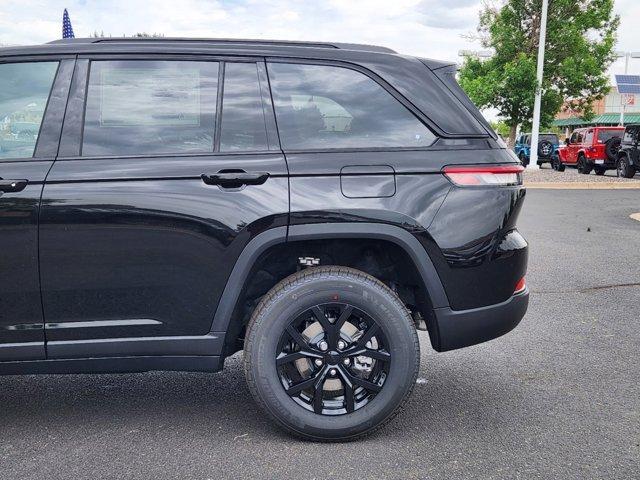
62, 9, 75, 39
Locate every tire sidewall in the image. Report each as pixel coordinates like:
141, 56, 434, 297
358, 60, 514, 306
246, 271, 419, 440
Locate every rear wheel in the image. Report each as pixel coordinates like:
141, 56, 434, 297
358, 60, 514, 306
244, 266, 420, 441
617, 156, 636, 178
577, 155, 592, 175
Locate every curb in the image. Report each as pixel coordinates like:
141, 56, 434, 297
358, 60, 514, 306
525, 182, 640, 190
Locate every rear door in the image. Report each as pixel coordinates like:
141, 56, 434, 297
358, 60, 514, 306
39, 57, 288, 356
0, 57, 73, 361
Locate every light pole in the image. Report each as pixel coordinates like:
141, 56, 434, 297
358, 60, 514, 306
529, 0, 549, 170
614, 51, 640, 126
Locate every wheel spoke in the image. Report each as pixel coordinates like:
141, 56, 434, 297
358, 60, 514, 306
311, 306, 333, 334
339, 365, 382, 393
330, 305, 353, 346
276, 350, 322, 366
342, 375, 355, 413
356, 322, 379, 348
286, 325, 310, 350
312, 378, 325, 414
286, 367, 326, 396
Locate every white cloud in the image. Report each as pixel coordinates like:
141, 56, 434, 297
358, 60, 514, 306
0, 0, 637, 76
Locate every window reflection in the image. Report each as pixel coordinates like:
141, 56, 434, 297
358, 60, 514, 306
220, 63, 269, 152
0, 62, 59, 159
82, 61, 219, 156
267, 63, 436, 150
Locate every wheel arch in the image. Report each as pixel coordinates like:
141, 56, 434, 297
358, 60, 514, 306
209, 223, 449, 355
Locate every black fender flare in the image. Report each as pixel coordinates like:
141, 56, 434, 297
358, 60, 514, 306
208, 222, 449, 339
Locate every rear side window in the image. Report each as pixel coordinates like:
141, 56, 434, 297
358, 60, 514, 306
584, 131, 594, 144
0, 62, 58, 159
82, 60, 219, 156
597, 130, 622, 143
267, 63, 436, 150
219, 63, 269, 152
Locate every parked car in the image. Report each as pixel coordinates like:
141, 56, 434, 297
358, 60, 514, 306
0, 38, 529, 441
514, 132, 559, 167
560, 126, 624, 175
616, 124, 640, 178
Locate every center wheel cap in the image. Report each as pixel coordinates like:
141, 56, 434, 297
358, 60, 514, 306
326, 351, 341, 365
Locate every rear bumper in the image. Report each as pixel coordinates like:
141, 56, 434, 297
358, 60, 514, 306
430, 288, 529, 352
586, 158, 616, 168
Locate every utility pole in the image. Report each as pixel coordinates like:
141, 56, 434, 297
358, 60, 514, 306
529, 0, 549, 170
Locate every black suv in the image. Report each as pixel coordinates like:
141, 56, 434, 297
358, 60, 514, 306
617, 124, 640, 178
0, 38, 529, 440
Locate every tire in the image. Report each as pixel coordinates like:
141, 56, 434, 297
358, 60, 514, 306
594, 166, 606, 176
519, 152, 529, 167
244, 266, 420, 441
538, 140, 553, 158
536, 160, 543, 167
552, 156, 565, 172
617, 156, 636, 178
605, 137, 622, 161
577, 155, 592, 174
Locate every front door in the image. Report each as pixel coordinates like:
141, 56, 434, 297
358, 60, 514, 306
0, 58, 72, 361
567, 131, 580, 164
39, 58, 287, 357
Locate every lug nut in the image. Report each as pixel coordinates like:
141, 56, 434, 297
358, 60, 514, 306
314, 359, 323, 367
337, 340, 346, 350
318, 340, 329, 351
329, 368, 337, 376
343, 358, 350, 366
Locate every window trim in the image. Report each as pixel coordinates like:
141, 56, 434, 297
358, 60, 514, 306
0, 57, 66, 162
61, 54, 279, 160
265, 57, 439, 153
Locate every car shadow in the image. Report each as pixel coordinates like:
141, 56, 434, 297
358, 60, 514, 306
0, 352, 532, 446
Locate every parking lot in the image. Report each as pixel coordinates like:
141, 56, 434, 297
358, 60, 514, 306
1, 188, 638, 480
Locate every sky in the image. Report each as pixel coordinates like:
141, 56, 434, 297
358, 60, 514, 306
1, 0, 638, 101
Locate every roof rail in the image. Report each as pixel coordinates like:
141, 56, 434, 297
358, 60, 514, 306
46, 37, 396, 54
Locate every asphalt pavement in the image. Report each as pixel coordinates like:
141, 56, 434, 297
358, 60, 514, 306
1, 189, 638, 480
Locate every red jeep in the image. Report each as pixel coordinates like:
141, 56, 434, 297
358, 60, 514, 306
559, 126, 624, 175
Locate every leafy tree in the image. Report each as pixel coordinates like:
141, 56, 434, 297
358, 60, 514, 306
459, 0, 619, 146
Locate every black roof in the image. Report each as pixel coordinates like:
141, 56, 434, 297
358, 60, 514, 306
46, 37, 397, 54
0, 37, 453, 69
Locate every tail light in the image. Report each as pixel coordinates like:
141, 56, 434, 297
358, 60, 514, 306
514, 277, 526, 294
443, 164, 524, 187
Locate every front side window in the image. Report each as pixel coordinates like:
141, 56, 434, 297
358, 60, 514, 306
0, 62, 58, 159
219, 63, 269, 152
267, 63, 436, 150
83, 60, 219, 156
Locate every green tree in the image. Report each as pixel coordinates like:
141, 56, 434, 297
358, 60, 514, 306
458, 0, 619, 146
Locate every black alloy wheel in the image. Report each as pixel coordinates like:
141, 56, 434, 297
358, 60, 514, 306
244, 266, 420, 441
276, 303, 390, 415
